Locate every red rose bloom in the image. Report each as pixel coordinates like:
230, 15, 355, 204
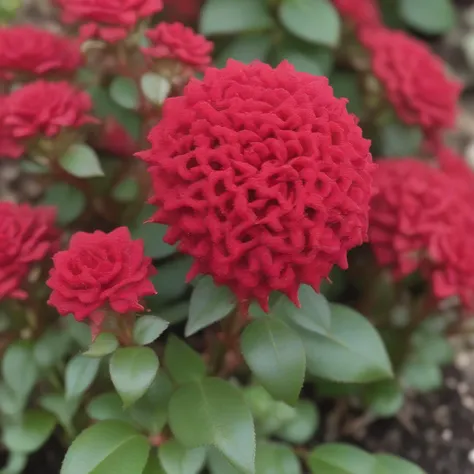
0, 26, 82, 80
360, 28, 461, 135
163, 0, 203, 22
331, 0, 382, 30
56, 0, 164, 43
0, 96, 23, 159
94, 117, 137, 158
138, 60, 374, 310
0, 202, 59, 301
142, 22, 213, 71
47, 227, 157, 320
5, 80, 96, 144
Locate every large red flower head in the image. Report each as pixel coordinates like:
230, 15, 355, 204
331, 0, 382, 30
142, 22, 213, 71
56, 0, 163, 43
0, 96, 23, 159
360, 28, 462, 135
0, 26, 82, 80
4, 80, 96, 148
0, 202, 59, 301
138, 60, 374, 310
47, 227, 157, 321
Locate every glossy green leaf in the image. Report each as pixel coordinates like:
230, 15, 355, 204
255, 442, 301, 474
257, 401, 297, 437
34, 329, 70, 368
133, 315, 169, 345
159, 440, 207, 474
168, 378, 256, 474
110, 347, 159, 407
65, 316, 92, 348
2, 341, 38, 401
3, 410, 56, 453
411, 333, 454, 366
379, 122, 423, 157
65, 354, 100, 400
363, 380, 404, 418
164, 335, 206, 384
215, 34, 272, 68
61, 421, 150, 474
241, 317, 305, 405
86, 393, 131, 423
401, 360, 442, 393
374, 454, 425, 474
301, 304, 393, 383
109, 76, 139, 110
130, 205, 175, 259
308, 443, 375, 474
112, 178, 139, 202
275, 400, 319, 444
0, 452, 27, 474
41, 183, 86, 225
143, 455, 166, 474
399, 0, 454, 34
149, 257, 192, 305
208, 448, 242, 474
201, 0, 273, 35
60, 144, 104, 178
0, 384, 23, 416
279, 0, 340, 47
274, 285, 331, 335
154, 301, 189, 326
40, 394, 80, 434
84, 333, 119, 357
141, 73, 171, 104
186, 276, 237, 336
331, 72, 363, 118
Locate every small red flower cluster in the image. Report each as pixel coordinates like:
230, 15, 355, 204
47, 227, 156, 320
142, 22, 213, 71
359, 27, 461, 138
331, 0, 382, 31
0, 26, 82, 80
370, 156, 474, 310
56, 0, 164, 43
0, 202, 59, 301
0, 96, 23, 159
139, 60, 374, 310
1, 81, 96, 158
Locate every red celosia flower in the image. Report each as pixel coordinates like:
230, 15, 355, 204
4, 80, 96, 144
0, 202, 59, 301
56, 0, 164, 43
142, 22, 213, 71
360, 28, 461, 135
47, 227, 157, 320
0, 26, 82, 80
94, 117, 137, 158
0, 96, 23, 159
138, 60, 374, 310
163, 0, 203, 22
370, 157, 474, 310
331, 0, 382, 30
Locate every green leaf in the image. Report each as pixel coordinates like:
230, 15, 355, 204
61, 421, 150, 474
411, 333, 454, 366
65, 316, 92, 348
275, 400, 319, 444
84, 333, 119, 357
215, 34, 272, 68
255, 442, 302, 474
399, 0, 454, 34
41, 183, 86, 225
112, 178, 139, 202
133, 315, 169, 345
143, 455, 166, 474
279, 0, 340, 47
60, 144, 104, 178
154, 301, 190, 326
379, 122, 423, 157
0, 384, 23, 416
363, 380, 404, 418
34, 329, 70, 368
140, 73, 171, 105
86, 393, 131, 423
274, 285, 331, 335
109, 76, 140, 110
40, 394, 80, 433
208, 448, 242, 474
168, 378, 256, 474
401, 360, 442, 393
3, 410, 56, 453
257, 401, 297, 437
201, 0, 273, 35
186, 276, 237, 336
373, 454, 425, 474
330, 72, 363, 118
308, 443, 375, 474
65, 354, 100, 400
241, 317, 305, 405
164, 335, 206, 384
2, 341, 38, 401
159, 440, 207, 474
130, 205, 176, 259
109, 347, 159, 407
0, 452, 27, 474
301, 304, 393, 383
